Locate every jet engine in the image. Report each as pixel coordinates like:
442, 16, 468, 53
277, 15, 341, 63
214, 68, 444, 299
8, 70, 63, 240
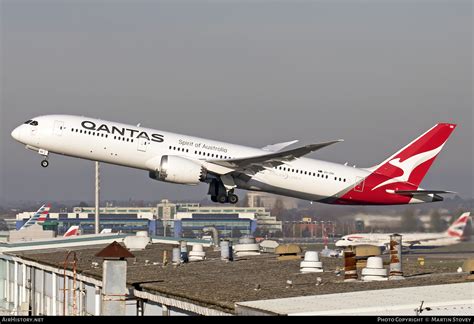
149, 155, 207, 185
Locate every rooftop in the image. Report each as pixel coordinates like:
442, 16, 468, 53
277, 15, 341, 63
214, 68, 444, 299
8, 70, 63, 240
7, 242, 472, 314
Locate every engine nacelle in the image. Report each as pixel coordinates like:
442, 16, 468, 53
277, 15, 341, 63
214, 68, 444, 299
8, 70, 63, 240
149, 155, 207, 185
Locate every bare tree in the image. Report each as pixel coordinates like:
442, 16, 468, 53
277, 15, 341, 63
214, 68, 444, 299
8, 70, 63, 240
430, 210, 445, 232
271, 198, 285, 221
401, 209, 418, 232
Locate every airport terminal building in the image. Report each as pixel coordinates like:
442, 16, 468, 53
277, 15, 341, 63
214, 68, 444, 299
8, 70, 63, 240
14, 200, 282, 239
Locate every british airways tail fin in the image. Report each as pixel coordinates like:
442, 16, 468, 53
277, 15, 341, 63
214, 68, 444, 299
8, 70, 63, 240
445, 212, 471, 239
368, 123, 456, 190
20, 203, 51, 230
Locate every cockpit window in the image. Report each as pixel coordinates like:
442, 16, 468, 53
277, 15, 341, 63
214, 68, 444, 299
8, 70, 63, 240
23, 120, 38, 126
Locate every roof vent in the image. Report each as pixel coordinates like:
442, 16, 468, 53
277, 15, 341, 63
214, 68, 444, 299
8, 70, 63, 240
95, 241, 135, 260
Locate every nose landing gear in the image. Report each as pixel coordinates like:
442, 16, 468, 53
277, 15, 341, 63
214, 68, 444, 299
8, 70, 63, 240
38, 149, 49, 168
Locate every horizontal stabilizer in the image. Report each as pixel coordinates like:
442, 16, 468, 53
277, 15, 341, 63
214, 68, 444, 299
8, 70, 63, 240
386, 190, 457, 196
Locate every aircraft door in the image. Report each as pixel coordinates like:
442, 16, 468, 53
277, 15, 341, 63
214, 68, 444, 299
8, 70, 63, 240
137, 138, 148, 152
53, 121, 64, 136
354, 176, 365, 192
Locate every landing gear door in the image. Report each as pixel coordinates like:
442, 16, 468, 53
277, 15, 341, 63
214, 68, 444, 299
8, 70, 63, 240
354, 176, 365, 192
137, 138, 148, 152
53, 121, 64, 136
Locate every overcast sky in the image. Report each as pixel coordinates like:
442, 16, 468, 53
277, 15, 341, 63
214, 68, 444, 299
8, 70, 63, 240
0, 1, 472, 204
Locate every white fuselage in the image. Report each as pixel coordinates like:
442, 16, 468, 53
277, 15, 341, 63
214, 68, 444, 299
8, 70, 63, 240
12, 115, 373, 202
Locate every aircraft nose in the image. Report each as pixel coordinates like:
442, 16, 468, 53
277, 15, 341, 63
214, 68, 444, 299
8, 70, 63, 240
11, 126, 22, 141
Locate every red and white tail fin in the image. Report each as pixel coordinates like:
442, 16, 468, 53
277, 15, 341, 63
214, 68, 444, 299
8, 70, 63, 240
446, 212, 471, 238
369, 123, 456, 190
20, 203, 51, 230
63, 226, 80, 237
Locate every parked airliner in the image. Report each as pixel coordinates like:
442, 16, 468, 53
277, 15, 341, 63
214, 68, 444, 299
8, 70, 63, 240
11, 115, 457, 204
335, 212, 471, 249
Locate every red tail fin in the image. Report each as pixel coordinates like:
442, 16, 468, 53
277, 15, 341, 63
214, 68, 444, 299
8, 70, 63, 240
370, 123, 456, 190
63, 226, 80, 237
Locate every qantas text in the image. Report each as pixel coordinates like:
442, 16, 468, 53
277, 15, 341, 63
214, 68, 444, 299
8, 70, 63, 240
81, 121, 164, 142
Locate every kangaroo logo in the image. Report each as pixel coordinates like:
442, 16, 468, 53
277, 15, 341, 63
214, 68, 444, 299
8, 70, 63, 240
372, 144, 445, 191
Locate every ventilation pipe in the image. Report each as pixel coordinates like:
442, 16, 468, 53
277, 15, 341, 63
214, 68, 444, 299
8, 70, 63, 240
300, 251, 323, 273
343, 248, 358, 281
95, 242, 135, 315
389, 234, 404, 280
202, 227, 219, 247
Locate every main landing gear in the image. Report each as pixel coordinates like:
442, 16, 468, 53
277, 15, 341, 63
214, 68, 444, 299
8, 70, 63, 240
208, 179, 239, 204
41, 160, 49, 168
211, 192, 239, 204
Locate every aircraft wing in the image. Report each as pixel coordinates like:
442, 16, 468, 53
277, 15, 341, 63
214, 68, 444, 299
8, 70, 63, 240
208, 139, 343, 175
